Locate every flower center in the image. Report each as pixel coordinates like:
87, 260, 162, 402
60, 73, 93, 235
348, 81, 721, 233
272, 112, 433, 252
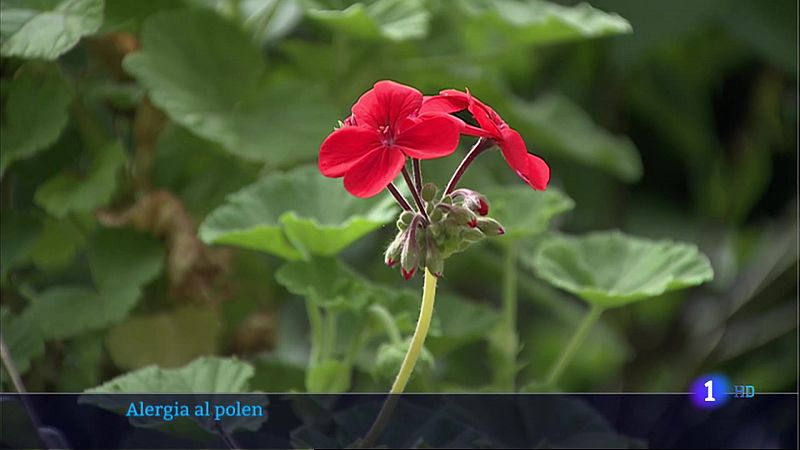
378, 124, 395, 146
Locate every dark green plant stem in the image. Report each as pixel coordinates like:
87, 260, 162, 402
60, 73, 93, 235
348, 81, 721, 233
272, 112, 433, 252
402, 166, 429, 223
544, 304, 605, 388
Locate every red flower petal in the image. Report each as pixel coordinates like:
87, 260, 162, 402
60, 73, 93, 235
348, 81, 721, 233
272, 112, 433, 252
352, 80, 422, 130
499, 128, 549, 190
467, 98, 503, 138
319, 126, 382, 177
395, 115, 461, 160
343, 147, 406, 198
419, 90, 469, 114
519, 152, 550, 191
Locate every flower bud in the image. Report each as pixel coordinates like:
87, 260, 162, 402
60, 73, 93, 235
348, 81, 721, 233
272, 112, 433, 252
447, 205, 476, 226
425, 231, 444, 277
476, 217, 504, 236
401, 227, 420, 280
398, 211, 415, 227
461, 228, 485, 243
384, 231, 404, 267
421, 183, 438, 202
430, 207, 444, 222
450, 188, 489, 216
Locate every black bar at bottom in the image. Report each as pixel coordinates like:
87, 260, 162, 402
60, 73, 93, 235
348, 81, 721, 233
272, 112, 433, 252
0, 393, 796, 449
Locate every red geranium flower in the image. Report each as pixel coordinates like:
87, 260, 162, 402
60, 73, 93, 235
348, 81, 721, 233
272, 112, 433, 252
319, 81, 462, 198
420, 89, 550, 191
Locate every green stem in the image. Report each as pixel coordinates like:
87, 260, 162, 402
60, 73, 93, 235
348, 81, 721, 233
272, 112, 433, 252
494, 244, 519, 390
322, 311, 337, 360
544, 304, 605, 388
369, 304, 402, 345
390, 268, 438, 393
359, 268, 439, 447
305, 297, 324, 365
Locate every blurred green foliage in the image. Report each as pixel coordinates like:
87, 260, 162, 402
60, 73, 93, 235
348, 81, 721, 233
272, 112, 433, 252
0, 0, 796, 397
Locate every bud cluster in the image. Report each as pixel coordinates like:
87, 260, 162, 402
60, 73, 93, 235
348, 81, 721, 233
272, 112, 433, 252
384, 183, 505, 280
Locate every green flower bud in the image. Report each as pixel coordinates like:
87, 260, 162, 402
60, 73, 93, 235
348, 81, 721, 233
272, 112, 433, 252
461, 227, 485, 243
401, 227, 420, 280
476, 217, 505, 236
447, 205, 474, 226
425, 232, 444, 277
421, 183, 438, 202
399, 211, 415, 226
384, 231, 405, 267
430, 207, 444, 222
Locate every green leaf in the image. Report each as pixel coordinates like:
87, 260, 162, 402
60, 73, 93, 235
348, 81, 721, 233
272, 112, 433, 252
106, 306, 221, 371
190, 0, 303, 45
153, 125, 260, 217
307, 0, 430, 42
30, 217, 86, 270
58, 332, 104, 391
86, 356, 254, 392
427, 293, 501, 354
250, 356, 306, 392
305, 359, 350, 393
276, 257, 371, 310
199, 166, 397, 260
34, 142, 126, 218
519, 304, 630, 391
512, 93, 643, 182
459, 0, 631, 47
0, 211, 42, 279
532, 231, 714, 308
87, 228, 165, 291
23, 286, 141, 340
0, 64, 72, 175
123, 9, 337, 165
0, 0, 103, 60
0, 307, 45, 376
373, 338, 433, 381
485, 186, 574, 240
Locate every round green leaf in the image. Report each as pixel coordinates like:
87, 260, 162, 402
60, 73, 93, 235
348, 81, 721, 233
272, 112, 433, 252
459, 0, 632, 47
0, 0, 103, 60
123, 9, 337, 165
85, 356, 254, 393
23, 286, 141, 341
106, 306, 221, 371
199, 166, 397, 260
275, 257, 371, 311
532, 230, 714, 308
0, 64, 72, 175
34, 142, 126, 219
307, 0, 430, 42
486, 186, 574, 240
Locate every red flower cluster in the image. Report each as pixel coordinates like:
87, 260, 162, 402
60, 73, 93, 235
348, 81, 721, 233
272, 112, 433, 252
319, 80, 550, 198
